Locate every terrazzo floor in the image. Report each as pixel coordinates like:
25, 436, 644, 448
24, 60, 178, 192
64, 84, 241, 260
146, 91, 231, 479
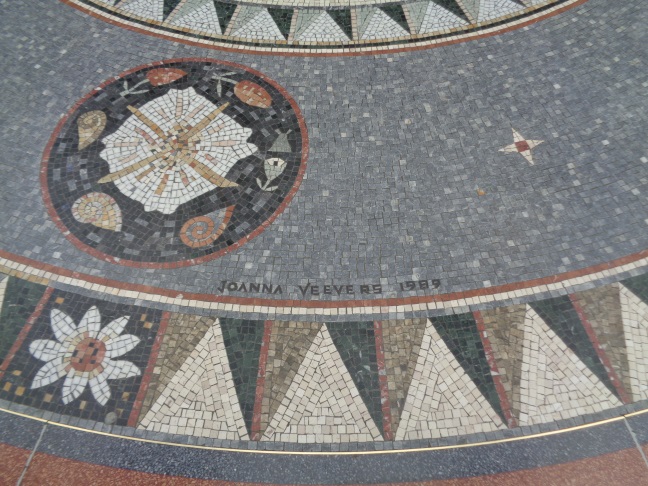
0, 0, 647, 484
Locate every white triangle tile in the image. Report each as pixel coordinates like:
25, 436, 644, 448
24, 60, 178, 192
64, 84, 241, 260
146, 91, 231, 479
118, 0, 164, 22
477, 0, 520, 22
262, 324, 382, 443
395, 319, 506, 441
168, 0, 222, 35
0, 275, 7, 316
518, 306, 622, 426
295, 12, 349, 42
619, 284, 648, 401
419, 1, 469, 34
359, 9, 409, 41
138, 319, 249, 440
232, 8, 285, 41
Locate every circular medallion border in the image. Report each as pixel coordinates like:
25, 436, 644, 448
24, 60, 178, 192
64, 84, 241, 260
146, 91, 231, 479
41, 58, 309, 268
61, 0, 587, 56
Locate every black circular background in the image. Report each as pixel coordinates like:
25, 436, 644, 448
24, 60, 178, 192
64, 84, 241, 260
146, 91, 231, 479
45, 60, 305, 265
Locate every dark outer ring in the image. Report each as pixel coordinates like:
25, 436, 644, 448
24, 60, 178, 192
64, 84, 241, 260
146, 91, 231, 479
59, 0, 589, 57
40, 57, 309, 269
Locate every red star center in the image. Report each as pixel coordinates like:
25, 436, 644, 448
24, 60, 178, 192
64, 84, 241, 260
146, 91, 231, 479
515, 140, 531, 152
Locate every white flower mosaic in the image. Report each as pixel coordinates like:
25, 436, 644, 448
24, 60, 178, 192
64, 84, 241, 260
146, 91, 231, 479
99, 87, 258, 214
29, 306, 141, 405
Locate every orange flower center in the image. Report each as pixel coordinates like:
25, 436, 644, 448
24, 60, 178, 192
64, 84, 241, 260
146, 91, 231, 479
70, 337, 106, 372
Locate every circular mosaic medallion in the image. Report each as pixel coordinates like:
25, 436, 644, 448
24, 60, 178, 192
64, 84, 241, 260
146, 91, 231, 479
62, 0, 585, 54
42, 59, 307, 267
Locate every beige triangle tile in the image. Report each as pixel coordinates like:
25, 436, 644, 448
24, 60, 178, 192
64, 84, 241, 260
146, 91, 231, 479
395, 319, 506, 441
138, 319, 249, 440
380, 318, 427, 433
479, 305, 526, 421
571, 285, 631, 400
262, 324, 382, 443
136, 313, 213, 424
518, 306, 622, 426
260, 321, 321, 435
619, 284, 648, 402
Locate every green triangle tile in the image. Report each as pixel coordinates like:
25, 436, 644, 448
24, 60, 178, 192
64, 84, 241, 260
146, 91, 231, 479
355, 8, 374, 38
457, 0, 479, 21
405, 2, 428, 34
381, 319, 428, 433
267, 8, 294, 39
163, 0, 183, 18
530, 296, 618, 397
214, 0, 237, 33
621, 273, 648, 304
327, 321, 383, 435
137, 313, 213, 424
220, 318, 265, 435
0, 276, 47, 364
432, 0, 470, 22
328, 9, 353, 40
430, 313, 506, 423
379, 5, 410, 33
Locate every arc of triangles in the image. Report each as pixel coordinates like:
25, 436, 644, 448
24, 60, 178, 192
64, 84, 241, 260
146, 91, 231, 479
518, 306, 622, 426
138, 318, 249, 441
262, 324, 382, 443
118, 0, 164, 22
411, 1, 469, 34
619, 283, 648, 402
166, 0, 222, 34
231, 7, 285, 41
395, 319, 506, 441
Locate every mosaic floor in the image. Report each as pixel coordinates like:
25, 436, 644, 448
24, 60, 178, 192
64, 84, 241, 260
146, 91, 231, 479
1, 0, 648, 483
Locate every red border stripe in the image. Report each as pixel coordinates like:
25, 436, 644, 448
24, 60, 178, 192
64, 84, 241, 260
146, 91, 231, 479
373, 321, 394, 440
1, 247, 647, 310
473, 311, 517, 428
568, 295, 631, 404
0, 287, 54, 381
127, 310, 171, 427
251, 320, 274, 440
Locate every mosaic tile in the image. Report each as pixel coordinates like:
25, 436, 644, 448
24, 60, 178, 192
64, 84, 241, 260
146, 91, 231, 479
260, 321, 321, 437
219, 318, 264, 435
43, 59, 306, 266
430, 313, 505, 422
139, 318, 248, 440
530, 296, 618, 399
619, 284, 648, 402
327, 321, 383, 435
478, 305, 527, 422
395, 319, 506, 440
571, 286, 632, 401
0, 289, 161, 425
0, 276, 47, 365
263, 324, 382, 443
136, 313, 212, 423
380, 318, 427, 433
67, 0, 578, 52
518, 306, 622, 426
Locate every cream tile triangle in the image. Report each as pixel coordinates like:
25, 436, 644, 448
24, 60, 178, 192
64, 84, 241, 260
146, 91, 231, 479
619, 283, 648, 401
262, 324, 382, 443
119, 0, 164, 22
168, 0, 222, 35
518, 305, 622, 426
395, 319, 505, 441
137, 318, 249, 440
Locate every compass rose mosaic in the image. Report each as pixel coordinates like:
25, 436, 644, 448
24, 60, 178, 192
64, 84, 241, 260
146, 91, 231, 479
62, 0, 586, 54
42, 59, 307, 267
